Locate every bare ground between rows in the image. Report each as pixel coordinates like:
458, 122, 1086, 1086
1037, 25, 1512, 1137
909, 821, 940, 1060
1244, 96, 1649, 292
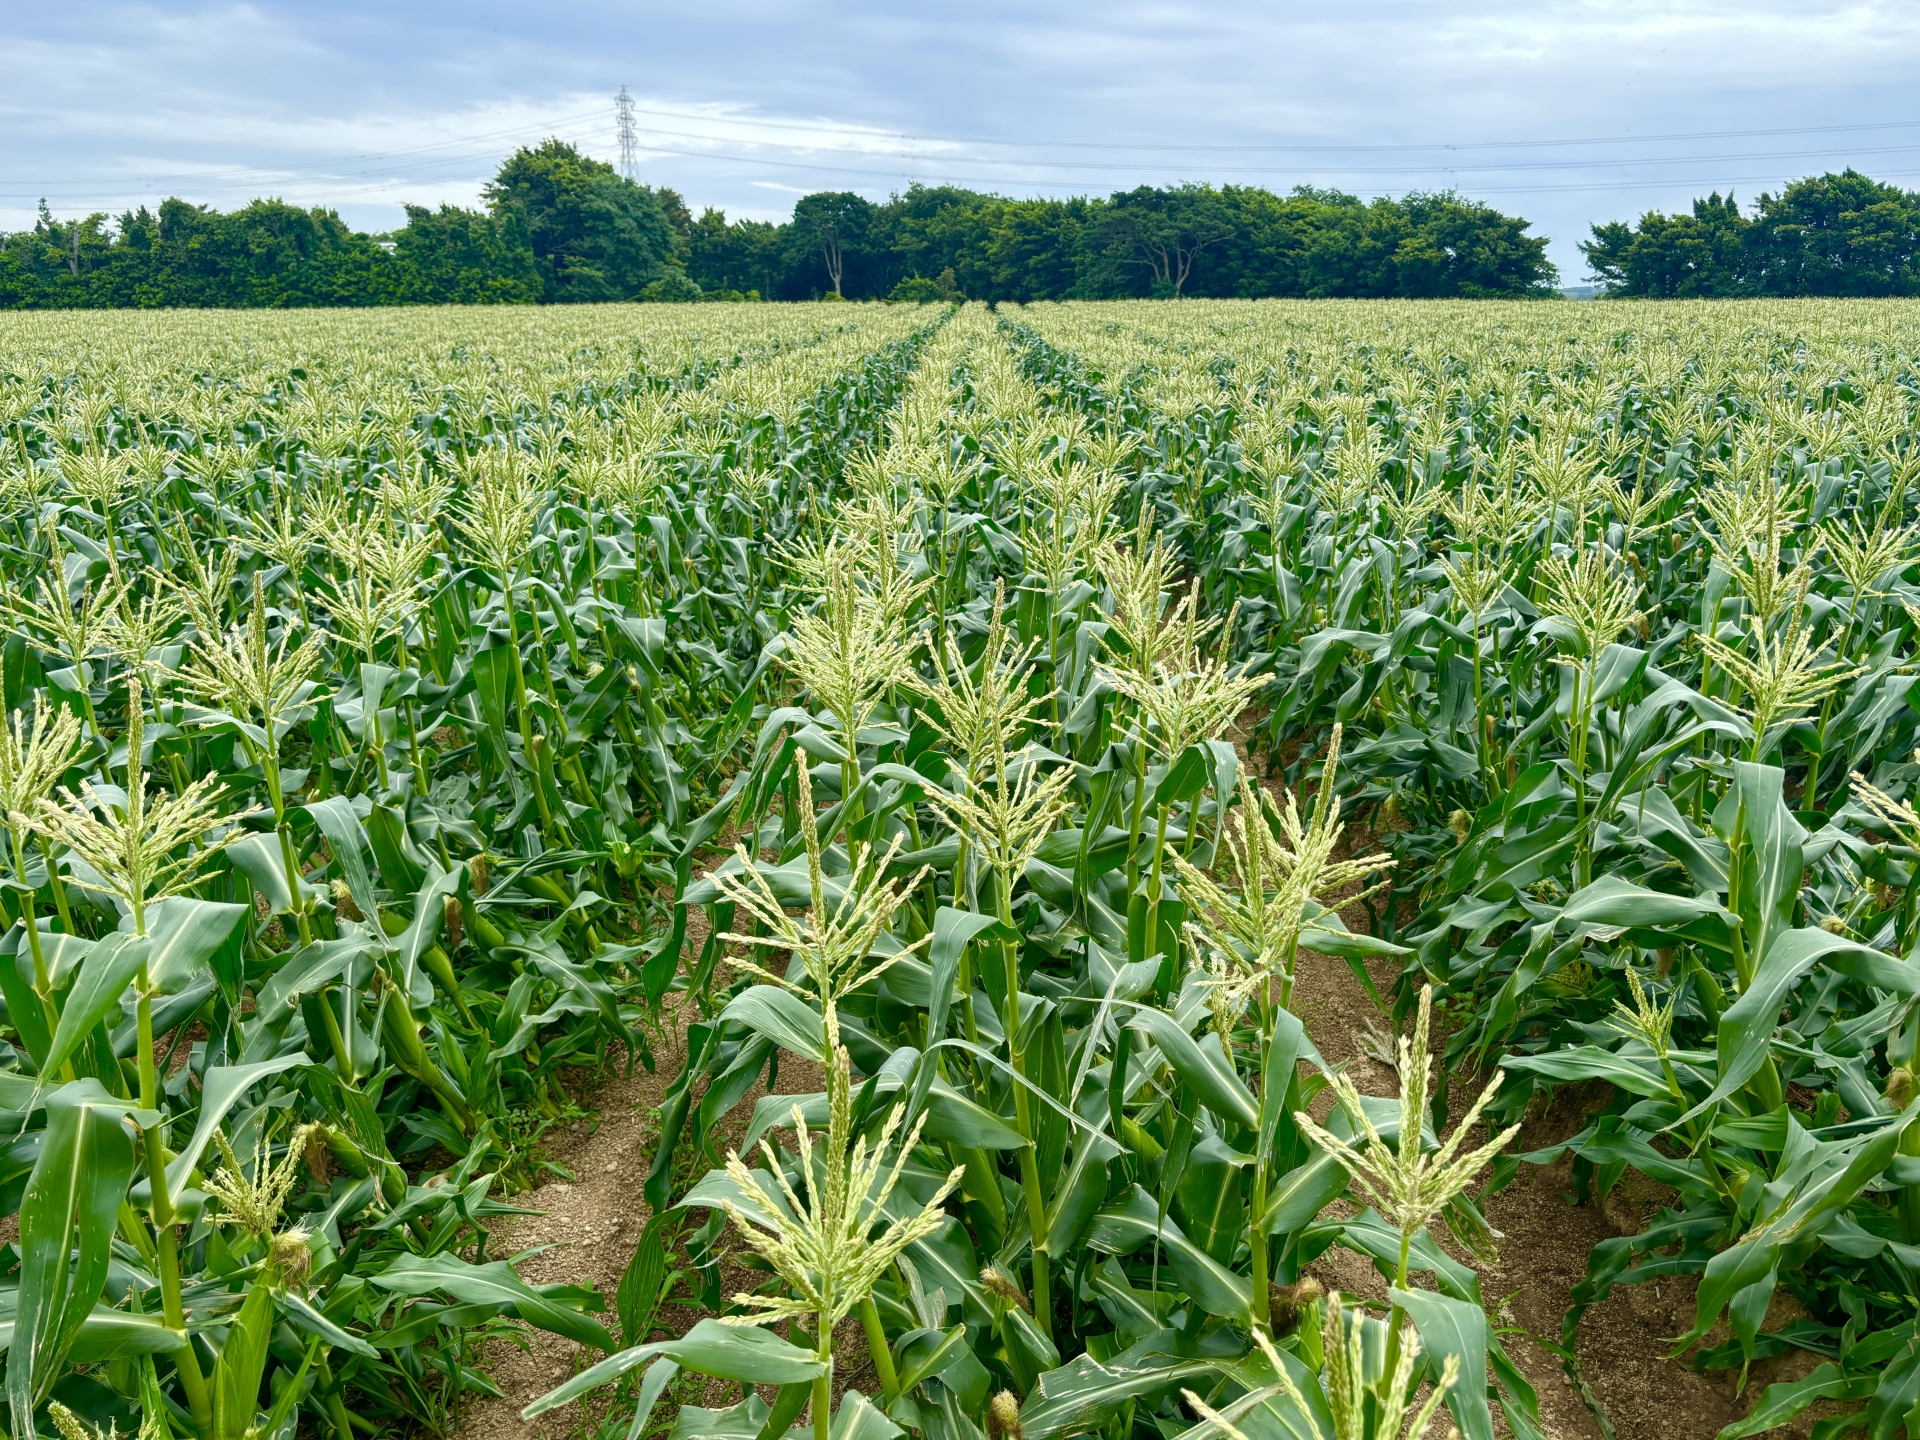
1289, 797, 1832, 1440
453, 974, 845, 1440
453, 840, 1827, 1440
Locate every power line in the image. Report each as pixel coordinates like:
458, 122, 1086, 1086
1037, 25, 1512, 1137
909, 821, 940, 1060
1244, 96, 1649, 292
616, 88, 639, 183
0, 121, 617, 207
588, 129, 1920, 195
0, 107, 612, 189
16, 115, 1906, 204
618, 120, 1920, 178
10, 99, 1920, 218
28, 98, 1903, 195
619, 101, 1920, 155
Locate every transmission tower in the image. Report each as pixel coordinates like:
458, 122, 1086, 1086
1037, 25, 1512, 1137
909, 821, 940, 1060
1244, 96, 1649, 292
615, 86, 639, 183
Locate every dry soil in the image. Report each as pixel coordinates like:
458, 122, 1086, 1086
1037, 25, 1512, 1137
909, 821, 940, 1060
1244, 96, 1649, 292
451, 827, 1830, 1440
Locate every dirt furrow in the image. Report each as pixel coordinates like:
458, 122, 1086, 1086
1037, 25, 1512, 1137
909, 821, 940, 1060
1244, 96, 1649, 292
456, 869, 1812, 1440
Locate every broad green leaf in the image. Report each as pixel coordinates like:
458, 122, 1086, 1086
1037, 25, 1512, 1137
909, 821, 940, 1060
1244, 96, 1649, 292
1258, 1006, 1310, 1164
1022, 1332, 1223, 1440
669, 1395, 770, 1440
1295, 922, 1409, 960
1176, 1132, 1247, 1265
1129, 1009, 1258, 1129
1590, 642, 1649, 706
524, 939, 632, 1047
468, 643, 513, 765
227, 834, 323, 917
44, 934, 148, 1079
1328, 1210, 1480, 1302
11, 1079, 138, 1437
1725, 762, 1804, 962
1684, 929, 1914, 1125
522, 1318, 826, 1416
372, 1300, 499, 1351
373, 1252, 615, 1353
1713, 1362, 1871, 1440
903, 1218, 990, 1328
1152, 745, 1211, 809
1686, 1104, 1915, 1342
829, 1391, 902, 1440
137, 897, 247, 993
1259, 1146, 1348, 1237
253, 936, 375, 1017
1391, 1286, 1493, 1440
1299, 900, 1410, 960
718, 985, 826, 1062
625, 1358, 681, 1440
926, 907, 1005, 1044
305, 796, 378, 924
617, 1214, 672, 1347
1557, 875, 1727, 930
923, 1085, 1024, 1150
1215, 1337, 1332, 1440
0, 943, 52, 1068
1501, 1045, 1672, 1098
1047, 1130, 1123, 1256
368, 802, 428, 893
1617, 785, 1729, 892
1083, 1185, 1251, 1318
213, 1280, 274, 1440
740, 1092, 829, 1155
276, 1289, 378, 1359
0, 1071, 44, 1113
894, 1324, 969, 1395
0, 1305, 187, 1361
390, 862, 465, 1003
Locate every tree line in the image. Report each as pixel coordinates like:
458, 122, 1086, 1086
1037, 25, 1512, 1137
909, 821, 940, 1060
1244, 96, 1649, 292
1582, 169, 1920, 297
0, 142, 674, 309
8, 136, 1919, 308
0, 139, 1557, 308
675, 182, 1557, 301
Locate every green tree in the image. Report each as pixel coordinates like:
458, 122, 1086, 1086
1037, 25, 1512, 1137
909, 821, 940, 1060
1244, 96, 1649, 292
0, 168, 1558, 309
787, 192, 875, 298
983, 197, 1091, 300
641, 268, 702, 302
1391, 190, 1557, 297
133, 198, 388, 306
1583, 172, 1920, 297
687, 207, 781, 297
1095, 185, 1236, 297
1746, 170, 1920, 296
886, 275, 944, 303
656, 186, 694, 265
485, 140, 673, 302
388, 205, 541, 304
1580, 192, 1748, 297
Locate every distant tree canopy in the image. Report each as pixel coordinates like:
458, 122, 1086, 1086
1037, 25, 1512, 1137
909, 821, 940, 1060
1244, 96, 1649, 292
1582, 170, 1920, 297
0, 141, 658, 308
0, 144, 1565, 308
672, 182, 1558, 302
484, 140, 674, 302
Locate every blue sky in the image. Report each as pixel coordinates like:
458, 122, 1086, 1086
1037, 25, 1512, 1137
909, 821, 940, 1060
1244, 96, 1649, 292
4, 1, 1918, 282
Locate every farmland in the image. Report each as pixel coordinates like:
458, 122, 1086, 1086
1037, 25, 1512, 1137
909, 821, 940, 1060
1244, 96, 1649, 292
1, 296, 1918, 1440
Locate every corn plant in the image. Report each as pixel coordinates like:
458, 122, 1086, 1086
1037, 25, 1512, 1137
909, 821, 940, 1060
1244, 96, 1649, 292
15, 296, 1920, 1440
0, 302, 943, 1440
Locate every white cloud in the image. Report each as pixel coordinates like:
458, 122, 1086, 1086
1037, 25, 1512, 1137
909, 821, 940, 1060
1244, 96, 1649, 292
3, 0, 1917, 276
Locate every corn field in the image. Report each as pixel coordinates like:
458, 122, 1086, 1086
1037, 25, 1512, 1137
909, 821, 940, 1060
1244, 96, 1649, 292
2, 297, 1920, 1440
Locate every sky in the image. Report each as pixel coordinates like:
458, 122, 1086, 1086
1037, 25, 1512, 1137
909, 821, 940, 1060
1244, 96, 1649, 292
5, 1, 1920, 283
